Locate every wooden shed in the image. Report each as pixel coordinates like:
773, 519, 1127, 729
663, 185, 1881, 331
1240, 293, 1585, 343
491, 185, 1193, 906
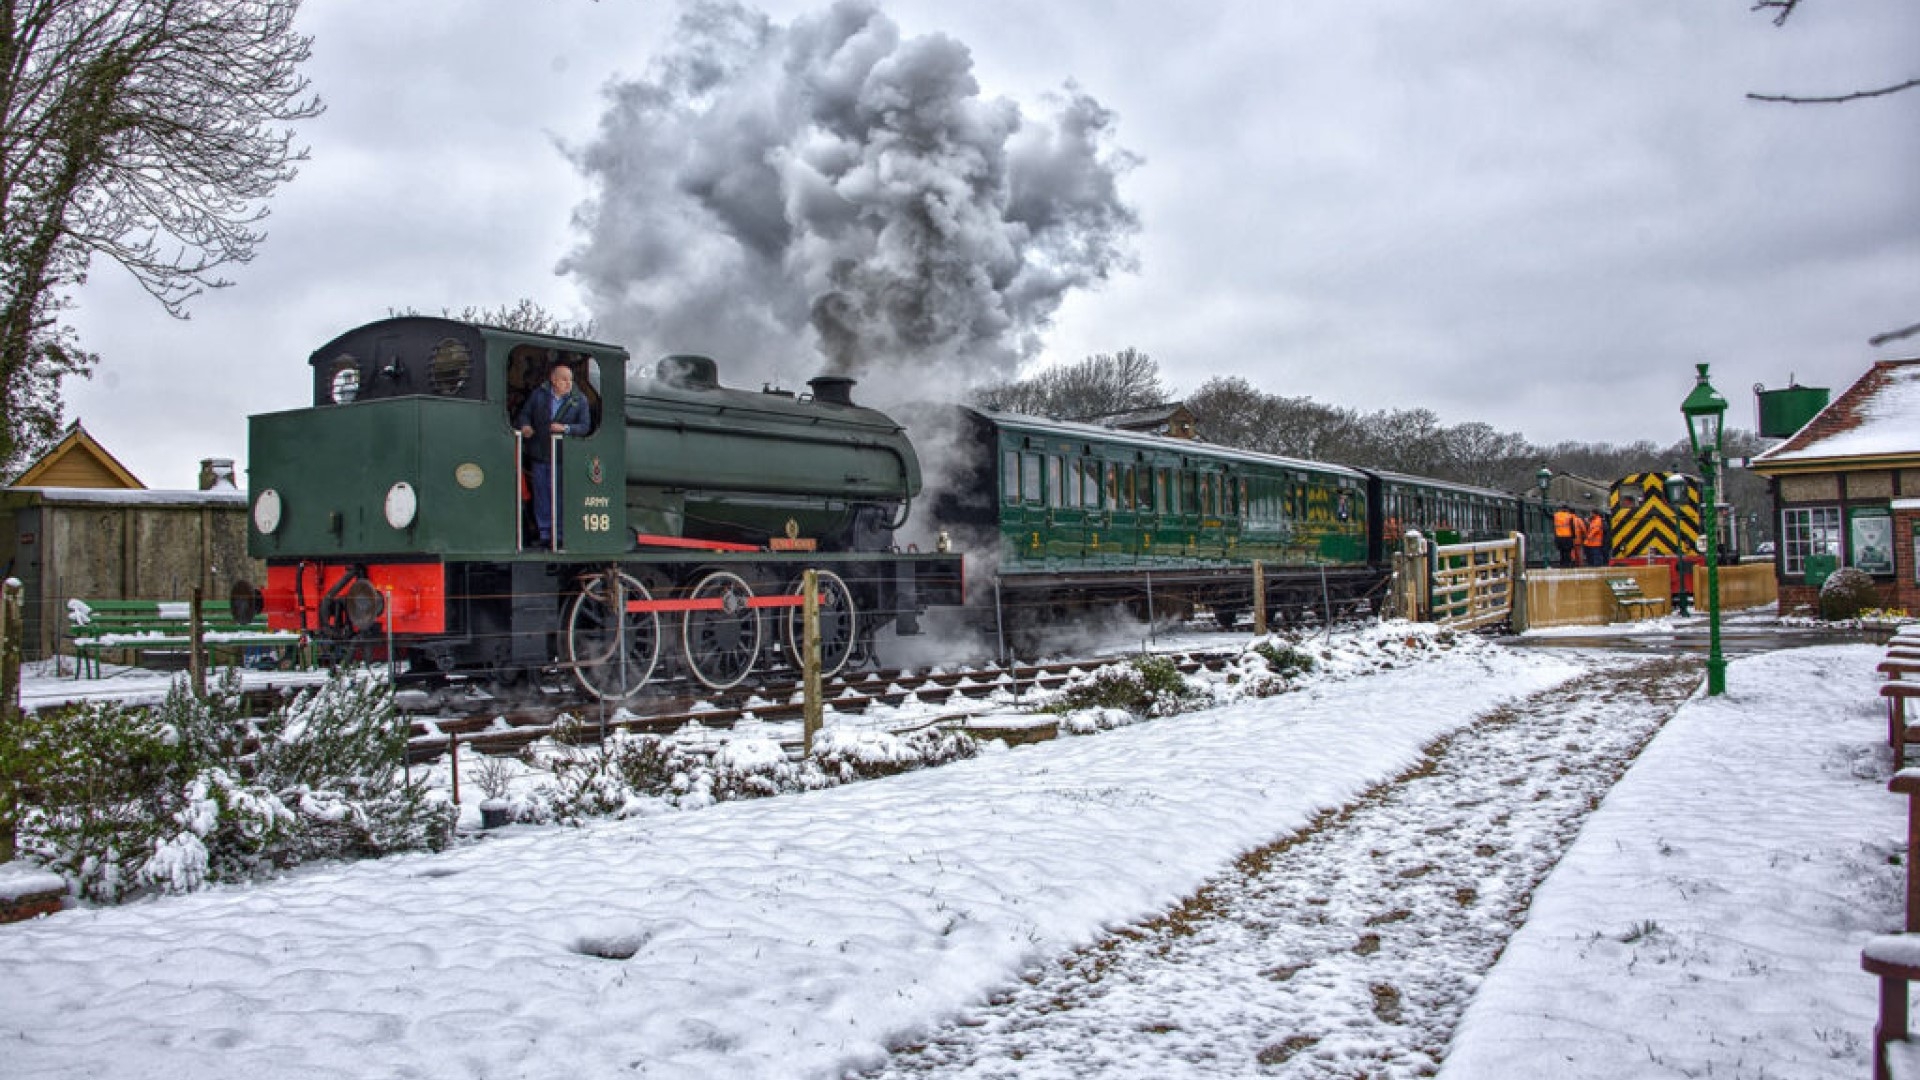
2, 425, 262, 661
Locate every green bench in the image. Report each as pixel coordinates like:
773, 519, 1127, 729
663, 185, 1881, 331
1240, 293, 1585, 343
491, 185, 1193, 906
1606, 577, 1665, 622
67, 598, 306, 679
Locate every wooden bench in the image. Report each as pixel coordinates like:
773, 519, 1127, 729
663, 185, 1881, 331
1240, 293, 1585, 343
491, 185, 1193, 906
67, 599, 305, 679
1865, 771, 1920, 1078
1605, 577, 1664, 621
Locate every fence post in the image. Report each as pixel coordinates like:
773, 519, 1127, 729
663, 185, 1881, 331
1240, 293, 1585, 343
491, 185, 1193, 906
190, 584, 207, 699
1509, 532, 1530, 632
802, 569, 822, 756
1252, 561, 1267, 636
2, 578, 23, 863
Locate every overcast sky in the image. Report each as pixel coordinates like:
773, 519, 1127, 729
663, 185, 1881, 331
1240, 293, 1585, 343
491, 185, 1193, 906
60, 0, 1919, 489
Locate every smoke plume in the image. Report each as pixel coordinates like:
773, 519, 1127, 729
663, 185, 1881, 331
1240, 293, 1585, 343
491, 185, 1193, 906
559, 0, 1139, 401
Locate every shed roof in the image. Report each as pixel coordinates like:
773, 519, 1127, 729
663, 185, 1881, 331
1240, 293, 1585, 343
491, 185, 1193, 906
8, 423, 145, 490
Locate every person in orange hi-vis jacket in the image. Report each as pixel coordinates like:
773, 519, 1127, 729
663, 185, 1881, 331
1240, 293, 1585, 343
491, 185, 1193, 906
1552, 506, 1578, 568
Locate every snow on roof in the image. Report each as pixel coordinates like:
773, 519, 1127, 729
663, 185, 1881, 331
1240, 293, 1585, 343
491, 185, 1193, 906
1, 486, 246, 507
1752, 358, 1920, 466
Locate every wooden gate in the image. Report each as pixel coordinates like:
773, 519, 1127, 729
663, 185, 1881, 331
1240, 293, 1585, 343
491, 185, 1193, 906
1391, 531, 1526, 631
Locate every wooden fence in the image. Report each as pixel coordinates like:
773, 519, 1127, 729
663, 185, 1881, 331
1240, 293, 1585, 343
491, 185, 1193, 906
1391, 531, 1526, 632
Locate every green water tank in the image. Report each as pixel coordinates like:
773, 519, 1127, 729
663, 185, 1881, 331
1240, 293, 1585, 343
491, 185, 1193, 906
1756, 384, 1830, 439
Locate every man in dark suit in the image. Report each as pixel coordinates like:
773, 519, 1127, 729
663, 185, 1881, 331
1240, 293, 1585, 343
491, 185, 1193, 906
515, 364, 591, 545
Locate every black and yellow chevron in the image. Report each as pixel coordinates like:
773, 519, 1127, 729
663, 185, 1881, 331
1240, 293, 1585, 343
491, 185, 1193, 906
1608, 472, 1702, 559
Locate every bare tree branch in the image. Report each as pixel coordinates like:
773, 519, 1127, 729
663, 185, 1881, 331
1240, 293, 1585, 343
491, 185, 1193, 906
1748, 77, 1920, 104
1869, 321, 1920, 348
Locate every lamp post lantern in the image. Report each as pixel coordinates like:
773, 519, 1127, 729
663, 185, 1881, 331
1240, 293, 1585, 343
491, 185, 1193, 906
1681, 362, 1729, 695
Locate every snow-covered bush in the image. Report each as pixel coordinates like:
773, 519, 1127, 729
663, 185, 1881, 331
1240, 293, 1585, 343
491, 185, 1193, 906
1819, 566, 1880, 621
1046, 654, 1208, 719
12, 667, 453, 903
526, 725, 980, 824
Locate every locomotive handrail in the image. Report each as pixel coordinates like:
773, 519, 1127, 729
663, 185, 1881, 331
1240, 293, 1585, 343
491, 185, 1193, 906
514, 433, 525, 555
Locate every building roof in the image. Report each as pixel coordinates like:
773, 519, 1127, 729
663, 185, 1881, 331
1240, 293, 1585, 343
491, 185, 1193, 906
1751, 358, 1920, 471
8, 423, 145, 490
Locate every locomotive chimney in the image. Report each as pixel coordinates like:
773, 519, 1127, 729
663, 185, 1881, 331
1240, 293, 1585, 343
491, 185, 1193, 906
808, 375, 856, 406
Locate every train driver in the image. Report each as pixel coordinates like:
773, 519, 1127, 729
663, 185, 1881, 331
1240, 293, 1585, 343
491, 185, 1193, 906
516, 363, 592, 545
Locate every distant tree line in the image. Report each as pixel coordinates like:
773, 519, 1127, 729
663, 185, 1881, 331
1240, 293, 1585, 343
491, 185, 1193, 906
974, 350, 1773, 534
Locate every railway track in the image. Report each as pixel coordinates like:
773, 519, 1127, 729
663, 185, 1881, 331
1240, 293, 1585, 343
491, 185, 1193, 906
400, 650, 1241, 765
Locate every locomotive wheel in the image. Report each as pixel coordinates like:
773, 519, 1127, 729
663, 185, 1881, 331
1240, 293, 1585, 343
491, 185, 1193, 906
783, 570, 857, 678
682, 571, 762, 691
565, 571, 661, 701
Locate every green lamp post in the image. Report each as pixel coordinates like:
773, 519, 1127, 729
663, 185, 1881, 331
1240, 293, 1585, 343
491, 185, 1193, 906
1536, 467, 1552, 565
1681, 363, 1728, 695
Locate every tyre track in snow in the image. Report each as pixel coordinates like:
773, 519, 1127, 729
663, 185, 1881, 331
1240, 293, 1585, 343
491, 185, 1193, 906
868, 655, 1701, 1080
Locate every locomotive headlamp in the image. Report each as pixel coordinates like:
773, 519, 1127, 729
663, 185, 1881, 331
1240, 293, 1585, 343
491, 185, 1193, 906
384, 482, 418, 530
253, 489, 283, 534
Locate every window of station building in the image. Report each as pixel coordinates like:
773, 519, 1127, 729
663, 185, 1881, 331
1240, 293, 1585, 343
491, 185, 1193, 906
1002, 450, 1020, 504
1780, 506, 1841, 575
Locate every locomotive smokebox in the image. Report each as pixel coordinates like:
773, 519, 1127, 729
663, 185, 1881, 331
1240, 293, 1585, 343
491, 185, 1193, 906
808, 375, 856, 406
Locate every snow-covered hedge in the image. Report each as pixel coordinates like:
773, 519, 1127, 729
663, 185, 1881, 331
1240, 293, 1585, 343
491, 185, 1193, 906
490, 724, 982, 827
10, 668, 454, 903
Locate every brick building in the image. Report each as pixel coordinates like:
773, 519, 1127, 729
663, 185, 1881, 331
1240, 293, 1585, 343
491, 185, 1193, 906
1749, 358, 1920, 614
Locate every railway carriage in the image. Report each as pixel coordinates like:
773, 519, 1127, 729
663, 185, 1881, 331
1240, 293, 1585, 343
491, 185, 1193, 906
1368, 471, 1537, 559
919, 406, 1378, 630
244, 317, 963, 699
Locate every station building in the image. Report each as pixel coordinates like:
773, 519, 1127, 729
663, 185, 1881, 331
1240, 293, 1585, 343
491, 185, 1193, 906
1750, 358, 1920, 614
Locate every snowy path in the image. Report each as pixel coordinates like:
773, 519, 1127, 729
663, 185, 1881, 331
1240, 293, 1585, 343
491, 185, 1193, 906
870, 656, 1701, 1079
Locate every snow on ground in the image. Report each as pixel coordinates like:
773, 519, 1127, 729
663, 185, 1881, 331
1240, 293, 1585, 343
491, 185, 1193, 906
866, 653, 1706, 1079
0, 628, 1906, 1079
1440, 643, 1899, 1079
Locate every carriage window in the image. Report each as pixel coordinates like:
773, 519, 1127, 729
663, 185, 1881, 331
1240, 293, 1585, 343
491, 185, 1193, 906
1155, 469, 1168, 512
1084, 460, 1102, 507
1047, 456, 1063, 508
1022, 454, 1043, 504
1002, 451, 1019, 504
1122, 466, 1136, 510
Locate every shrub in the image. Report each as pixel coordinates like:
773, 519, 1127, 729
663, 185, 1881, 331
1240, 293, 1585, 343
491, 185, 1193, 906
1047, 654, 1207, 718
11, 667, 453, 903
1819, 566, 1881, 621
1250, 640, 1316, 679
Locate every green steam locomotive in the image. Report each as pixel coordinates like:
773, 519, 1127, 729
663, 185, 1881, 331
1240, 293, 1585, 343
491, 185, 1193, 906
244, 317, 963, 698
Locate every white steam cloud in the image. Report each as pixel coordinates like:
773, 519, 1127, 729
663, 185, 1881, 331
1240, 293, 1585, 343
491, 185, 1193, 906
560, 0, 1139, 401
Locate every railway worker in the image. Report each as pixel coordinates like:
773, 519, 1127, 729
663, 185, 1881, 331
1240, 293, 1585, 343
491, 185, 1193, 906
1582, 509, 1607, 568
1552, 505, 1578, 568
516, 363, 592, 545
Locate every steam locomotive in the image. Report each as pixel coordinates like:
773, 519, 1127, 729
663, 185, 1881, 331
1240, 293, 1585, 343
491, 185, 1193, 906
243, 317, 963, 699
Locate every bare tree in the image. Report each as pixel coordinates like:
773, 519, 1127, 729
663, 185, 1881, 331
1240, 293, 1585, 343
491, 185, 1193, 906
392, 298, 598, 340
975, 347, 1166, 419
0, 0, 321, 476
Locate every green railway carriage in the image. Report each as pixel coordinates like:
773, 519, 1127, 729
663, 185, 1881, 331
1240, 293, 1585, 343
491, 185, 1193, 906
1368, 471, 1533, 559
920, 406, 1377, 629
246, 316, 961, 698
